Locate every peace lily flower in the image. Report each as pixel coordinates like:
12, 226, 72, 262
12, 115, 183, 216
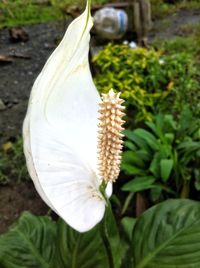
23, 1, 125, 233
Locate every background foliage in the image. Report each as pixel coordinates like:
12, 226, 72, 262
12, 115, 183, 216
93, 44, 199, 122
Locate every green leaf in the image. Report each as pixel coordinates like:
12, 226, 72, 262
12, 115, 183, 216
194, 169, 200, 191
136, 149, 151, 162
103, 203, 122, 268
160, 159, 174, 182
121, 192, 135, 215
178, 141, 200, 154
122, 176, 156, 192
164, 133, 174, 144
124, 130, 150, 152
133, 129, 159, 151
51, 219, 107, 268
121, 163, 145, 176
121, 217, 136, 242
52, 204, 122, 268
132, 199, 200, 268
122, 151, 145, 168
149, 152, 161, 178
0, 212, 56, 268
145, 121, 160, 137
124, 141, 137, 151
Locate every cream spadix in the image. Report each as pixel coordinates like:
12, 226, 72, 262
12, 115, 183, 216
23, 1, 124, 233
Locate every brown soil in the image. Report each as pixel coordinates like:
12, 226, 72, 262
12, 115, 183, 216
0, 181, 48, 234
0, 21, 68, 234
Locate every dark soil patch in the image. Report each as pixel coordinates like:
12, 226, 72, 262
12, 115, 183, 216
0, 21, 69, 234
150, 9, 200, 40
0, 181, 48, 234
0, 20, 69, 144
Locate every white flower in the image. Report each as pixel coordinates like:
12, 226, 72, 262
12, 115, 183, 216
23, 1, 124, 233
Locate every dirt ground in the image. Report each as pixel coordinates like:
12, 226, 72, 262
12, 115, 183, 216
0, 9, 200, 234
0, 20, 69, 144
0, 182, 48, 233
0, 20, 68, 233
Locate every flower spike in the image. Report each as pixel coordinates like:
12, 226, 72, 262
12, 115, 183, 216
98, 89, 125, 182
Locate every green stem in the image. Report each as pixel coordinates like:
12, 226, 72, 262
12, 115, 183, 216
180, 179, 190, 198
100, 208, 114, 268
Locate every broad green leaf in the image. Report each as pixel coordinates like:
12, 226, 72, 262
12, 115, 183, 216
164, 114, 177, 130
149, 187, 162, 202
160, 159, 173, 182
133, 129, 159, 151
124, 130, 150, 152
145, 121, 160, 137
194, 169, 200, 191
121, 217, 136, 242
121, 163, 146, 176
155, 114, 165, 135
51, 204, 122, 268
164, 133, 174, 144
0, 212, 56, 268
120, 217, 136, 268
178, 141, 200, 154
124, 140, 137, 151
157, 142, 172, 159
122, 151, 145, 168
136, 149, 151, 162
132, 199, 200, 268
122, 176, 156, 192
51, 219, 107, 268
149, 152, 161, 178
103, 203, 122, 268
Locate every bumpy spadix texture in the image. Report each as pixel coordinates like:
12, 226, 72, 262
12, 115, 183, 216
98, 90, 125, 182
23, 1, 112, 233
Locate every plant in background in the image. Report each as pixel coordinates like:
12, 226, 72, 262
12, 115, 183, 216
93, 44, 167, 122
121, 108, 200, 203
93, 43, 199, 122
0, 137, 28, 185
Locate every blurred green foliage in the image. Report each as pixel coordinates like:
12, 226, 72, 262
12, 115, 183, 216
93, 43, 199, 122
122, 109, 200, 202
93, 45, 165, 122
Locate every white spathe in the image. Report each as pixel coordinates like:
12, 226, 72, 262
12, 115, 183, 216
23, 1, 112, 233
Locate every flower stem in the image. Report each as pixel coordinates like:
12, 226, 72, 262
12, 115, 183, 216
100, 206, 114, 268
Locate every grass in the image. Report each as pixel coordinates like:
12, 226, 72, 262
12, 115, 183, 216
0, 0, 107, 29
151, 0, 200, 19
178, 22, 200, 38
0, 0, 61, 28
0, 138, 29, 185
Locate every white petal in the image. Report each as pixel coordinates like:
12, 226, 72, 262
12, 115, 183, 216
23, 2, 111, 232
105, 182, 113, 198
